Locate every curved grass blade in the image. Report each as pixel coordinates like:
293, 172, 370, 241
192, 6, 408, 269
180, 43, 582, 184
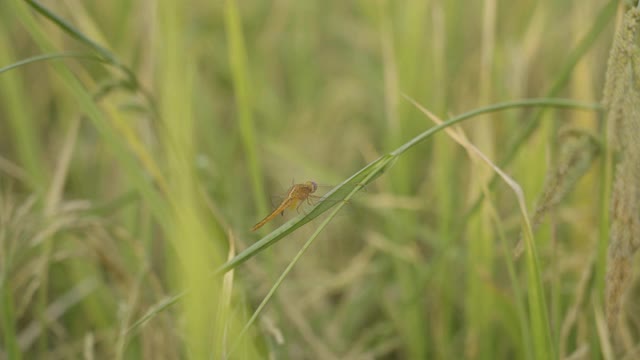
0, 52, 105, 75
391, 98, 601, 158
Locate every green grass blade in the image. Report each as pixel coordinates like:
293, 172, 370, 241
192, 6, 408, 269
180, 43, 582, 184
0, 31, 47, 190
392, 97, 601, 157
0, 52, 104, 75
224, 0, 268, 218
0, 275, 21, 360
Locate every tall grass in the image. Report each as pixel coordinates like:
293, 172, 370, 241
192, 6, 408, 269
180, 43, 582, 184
0, 0, 632, 359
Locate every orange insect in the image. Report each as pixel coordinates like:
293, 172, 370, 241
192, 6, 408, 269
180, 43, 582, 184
251, 181, 318, 231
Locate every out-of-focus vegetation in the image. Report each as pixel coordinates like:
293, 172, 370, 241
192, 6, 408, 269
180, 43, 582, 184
0, 0, 636, 359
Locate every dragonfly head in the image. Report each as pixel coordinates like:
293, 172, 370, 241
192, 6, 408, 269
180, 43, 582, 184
307, 181, 318, 193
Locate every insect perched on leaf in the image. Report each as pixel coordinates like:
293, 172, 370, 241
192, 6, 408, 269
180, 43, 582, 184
251, 181, 319, 231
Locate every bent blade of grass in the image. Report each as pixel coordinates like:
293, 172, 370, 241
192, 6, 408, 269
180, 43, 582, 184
0, 272, 21, 360
0, 29, 47, 190
224, 0, 269, 219
405, 94, 555, 359
0, 52, 105, 75
391, 98, 601, 158
125, 292, 186, 335
212, 230, 237, 358
0, 52, 143, 106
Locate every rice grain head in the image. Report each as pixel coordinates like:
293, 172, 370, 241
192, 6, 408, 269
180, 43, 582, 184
512, 129, 600, 258
603, 5, 640, 333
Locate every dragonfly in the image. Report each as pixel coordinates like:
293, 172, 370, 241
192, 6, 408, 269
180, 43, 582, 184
251, 181, 320, 231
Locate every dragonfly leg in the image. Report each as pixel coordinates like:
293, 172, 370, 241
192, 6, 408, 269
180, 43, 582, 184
307, 194, 322, 205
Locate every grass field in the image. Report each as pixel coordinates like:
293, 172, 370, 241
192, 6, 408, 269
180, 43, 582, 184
1, 0, 638, 359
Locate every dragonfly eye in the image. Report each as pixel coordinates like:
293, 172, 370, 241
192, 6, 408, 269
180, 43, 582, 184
310, 181, 318, 192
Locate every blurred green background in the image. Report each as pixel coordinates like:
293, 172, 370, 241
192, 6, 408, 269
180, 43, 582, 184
0, 0, 628, 359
